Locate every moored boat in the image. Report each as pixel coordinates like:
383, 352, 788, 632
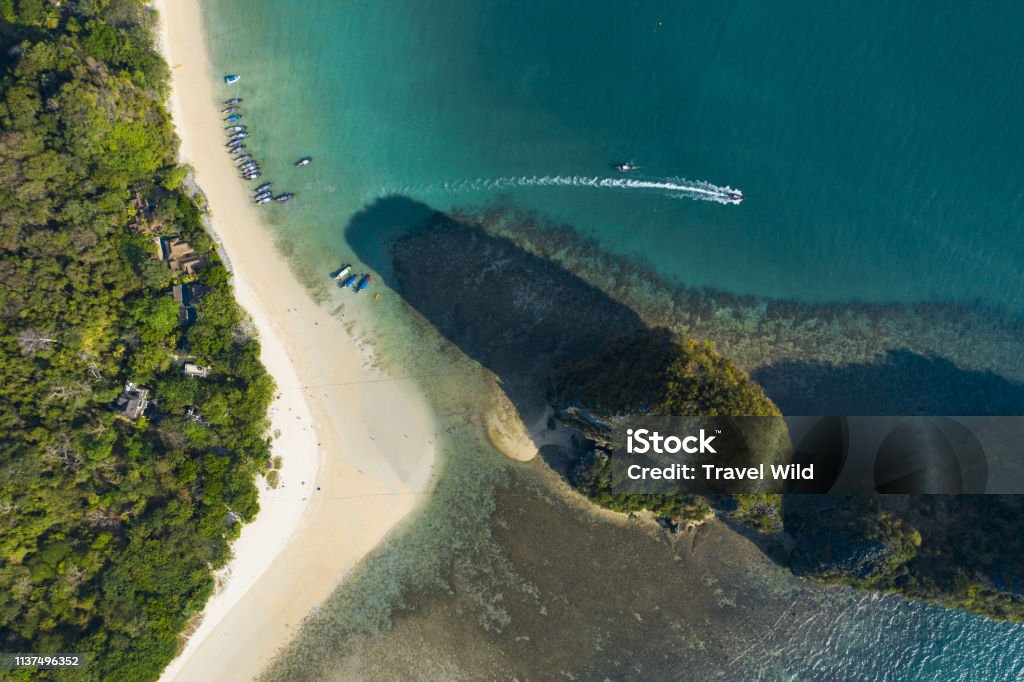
274, 193, 294, 203
294, 156, 312, 167
224, 74, 240, 84
226, 125, 246, 132
333, 265, 352, 281
224, 114, 242, 122
254, 182, 272, 192
354, 274, 371, 293
339, 274, 359, 288
233, 154, 253, 163
230, 144, 246, 153
224, 97, 242, 105
256, 196, 272, 205
221, 106, 239, 114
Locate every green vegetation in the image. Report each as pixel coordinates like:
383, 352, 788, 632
1, 3, 274, 679
788, 495, 1024, 622
553, 328, 779, 418
553, 328, 779, 526
788, 497, 921, 587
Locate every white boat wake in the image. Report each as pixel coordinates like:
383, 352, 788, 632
387, 175, 743, 205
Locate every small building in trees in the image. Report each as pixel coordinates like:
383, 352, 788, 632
185, 405, 210, 427
171, 282, 206, 326
183, 363, 210, 378
116, 382, 150, 420
157, 235, 208, 275
128, 192, 159, 233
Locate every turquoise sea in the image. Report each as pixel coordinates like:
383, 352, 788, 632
203, 0, 1024, 314
197, 0, 1024, 678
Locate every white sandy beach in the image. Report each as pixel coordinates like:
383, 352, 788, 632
154, 1, 436, 680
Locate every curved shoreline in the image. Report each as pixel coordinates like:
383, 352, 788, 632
154, 2, 436, 680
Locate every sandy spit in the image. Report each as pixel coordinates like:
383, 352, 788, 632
154, 2, 436, 680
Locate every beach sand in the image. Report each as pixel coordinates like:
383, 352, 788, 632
154, 1, 436, 680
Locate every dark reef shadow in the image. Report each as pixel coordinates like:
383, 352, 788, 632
753, 349, 1024, 416
346, 195, 647, 457
346, 195, 1024, 475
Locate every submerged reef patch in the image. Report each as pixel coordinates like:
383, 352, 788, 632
461, 203, 1024, 416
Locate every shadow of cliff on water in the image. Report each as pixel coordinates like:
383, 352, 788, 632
753, 349, 1024, 416
345, 195, 647, 460
345, 195, 1024, 464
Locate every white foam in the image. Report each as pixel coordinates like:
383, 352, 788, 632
389, 174, 743, 205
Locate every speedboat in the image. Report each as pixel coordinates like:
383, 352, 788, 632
255, 182, 272, 192
224, 74, 240, 85
355, 274, 371, 293
724, 189, 744, 203
274, 193, 294, 203
224, 97, 242, 105
613, 162, 639, 171
334, 265, 352, 281
339, 274, 359, 288
294, 157, 312, 167
225, 114, 242, 122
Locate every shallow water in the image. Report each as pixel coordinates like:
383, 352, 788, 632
197, 0, 1024, 678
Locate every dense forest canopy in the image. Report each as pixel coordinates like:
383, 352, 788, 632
0, 2, 274, 679
553, 328, 781, 528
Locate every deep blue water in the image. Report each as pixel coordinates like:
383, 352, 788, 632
200, 0, 1024, 678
